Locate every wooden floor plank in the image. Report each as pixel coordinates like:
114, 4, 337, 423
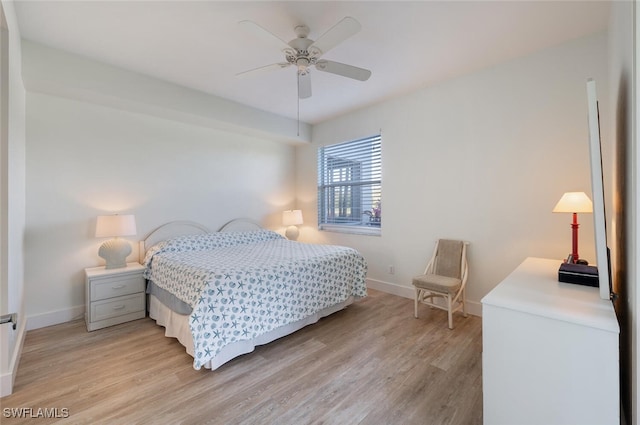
1, 289, 482, 424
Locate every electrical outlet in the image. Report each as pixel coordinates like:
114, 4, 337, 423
388, 265, 395, 274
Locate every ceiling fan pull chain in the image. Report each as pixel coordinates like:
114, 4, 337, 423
297, 73, 300, 137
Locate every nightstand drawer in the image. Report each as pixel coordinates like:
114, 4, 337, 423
85, 263, 146, 331
91, 274, 145, 301
90, 293, 145, 322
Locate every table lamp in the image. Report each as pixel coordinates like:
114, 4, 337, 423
552, 192, 593, 264
282, 210, 303, 241
95, 214, 137, 269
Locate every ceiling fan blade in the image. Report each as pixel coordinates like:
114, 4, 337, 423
309, 16, 361, 55
315, 60, 371, 81
239, 20, 291, 52
298, 72, 312, 99
236, 62, 290, 77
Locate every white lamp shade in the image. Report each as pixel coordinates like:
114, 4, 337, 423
552, 192, 593, 213
282, 210, 303, 226
95, 214, 137, 238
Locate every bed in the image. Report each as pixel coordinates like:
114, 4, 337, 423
140, 219, 368, 370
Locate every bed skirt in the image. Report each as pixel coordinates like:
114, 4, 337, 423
148, 294, 357, 370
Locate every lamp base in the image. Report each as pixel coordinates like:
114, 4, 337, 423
98, 238, 131, 269
285, 225, 300, 241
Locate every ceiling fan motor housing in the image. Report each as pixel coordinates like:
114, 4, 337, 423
286, 36, 320, 74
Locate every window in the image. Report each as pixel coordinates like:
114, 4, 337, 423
317, 135, 382, 234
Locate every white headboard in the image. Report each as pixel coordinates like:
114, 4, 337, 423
218, 218, 262, 233
138, 218, 264, 263
138, 221, 210, 263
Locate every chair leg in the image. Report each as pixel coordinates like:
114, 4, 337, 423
447, 294, 453, 329
462, 287, 468, 318
414, 288, 419, 318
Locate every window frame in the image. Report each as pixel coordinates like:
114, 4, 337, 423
317, 135, 382, 236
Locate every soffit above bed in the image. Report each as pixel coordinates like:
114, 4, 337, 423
20, 40, 312, 144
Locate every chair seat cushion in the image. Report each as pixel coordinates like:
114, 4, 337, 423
412, 274, 462, 294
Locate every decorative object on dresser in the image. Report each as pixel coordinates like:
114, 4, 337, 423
557, 261, 599, 287
282, 209, 303, 240
482, 257, 619, 425
552, 191, 592, 264
412, 239, 469, 329
95, 214, 137, 269
85, 262, 146, 331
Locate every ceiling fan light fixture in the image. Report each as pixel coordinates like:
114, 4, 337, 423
296, 57, 310, 74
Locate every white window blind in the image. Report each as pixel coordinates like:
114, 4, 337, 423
317, 135, 382, 233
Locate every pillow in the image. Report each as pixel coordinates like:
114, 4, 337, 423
143, 230, 284, 268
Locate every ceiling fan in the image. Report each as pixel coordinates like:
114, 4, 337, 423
237, 16, 372, 99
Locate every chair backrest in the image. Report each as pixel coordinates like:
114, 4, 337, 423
433, 239, 464, 279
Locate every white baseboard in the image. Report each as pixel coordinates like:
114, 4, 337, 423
366, 278, 482, 317
367, 278, 415, 298
26, 305, 85, 331
0, 315, 27, 397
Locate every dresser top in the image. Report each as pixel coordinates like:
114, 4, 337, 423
482, 257, 619, 333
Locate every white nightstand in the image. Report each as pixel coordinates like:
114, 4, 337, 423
85, 262, 146, 331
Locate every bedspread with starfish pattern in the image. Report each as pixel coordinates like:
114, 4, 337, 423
143, 230, 367, 369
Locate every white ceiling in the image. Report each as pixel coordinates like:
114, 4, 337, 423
14, 1, 611, 125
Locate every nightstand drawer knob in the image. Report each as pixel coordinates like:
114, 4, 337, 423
112, 285, 126, 289
112, 305, 126, 310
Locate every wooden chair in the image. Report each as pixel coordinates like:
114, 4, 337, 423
412, 239, 469, 329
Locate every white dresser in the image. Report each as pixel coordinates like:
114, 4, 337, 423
482, 257, 619, 425
85, 262, 146, 331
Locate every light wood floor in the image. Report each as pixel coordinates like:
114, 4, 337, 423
1, 290, 483, 425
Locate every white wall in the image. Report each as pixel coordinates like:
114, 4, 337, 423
24, 91, 296, 328
296, 32, 609, 313
0, 0, 26, 397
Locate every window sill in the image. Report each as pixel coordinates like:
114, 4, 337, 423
318, 224, 381, 236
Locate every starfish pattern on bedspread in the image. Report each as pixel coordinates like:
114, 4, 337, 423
143, 230, 367, 369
